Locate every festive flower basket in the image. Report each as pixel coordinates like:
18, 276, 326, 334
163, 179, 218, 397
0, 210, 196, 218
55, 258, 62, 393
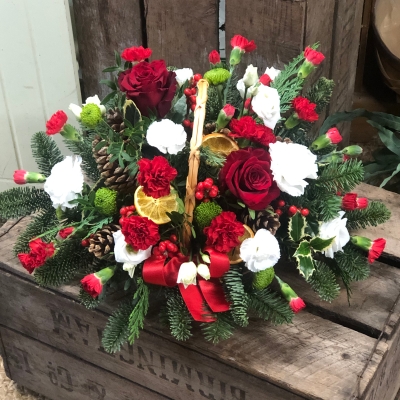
0, 35, 391, 350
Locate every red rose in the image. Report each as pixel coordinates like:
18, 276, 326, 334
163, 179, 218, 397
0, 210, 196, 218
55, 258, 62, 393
121, 46, 152, 62
137, 156, 177, 198
229, 117, 276, 147
204, 211, 244, 253
81, 274, 103, 298
259, 74, 272, 86
46, 110, 67, 135
58, 227, 75, 239
118, 60, 177, 118
209, 50, 221, 64
121, 215, 160, 251
292, 97, 318, 122
220, 147, 280, 210
304, 47, 325, 65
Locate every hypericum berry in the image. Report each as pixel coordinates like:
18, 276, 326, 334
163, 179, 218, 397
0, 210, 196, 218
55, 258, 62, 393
197, 182, 205, 191
193, 73, 202, 82
183, 88, 192, 97
209, 189, 218, 198
120, 206, 127, 215
190, 88, 197, 95
183, 119, 191, 128
277, 199, 286, 208
190, 122, 194, 129
203, 178, 213, 190
195, 191, 204, 200
159, 242, 167, 253
288, 206, 298, 216
169, 234, 178, 243
119, 217, 125, 225
189, 95, 197, 104
190, 104, 196, 111
275, 209, 283, 216
153, 247, 161, 256
81, 239, 90, 247
301, 208, 310, 217
166, 242, 177, 252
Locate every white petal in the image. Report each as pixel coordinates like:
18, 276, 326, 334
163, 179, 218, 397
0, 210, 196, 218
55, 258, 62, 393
68, 103, 82, 119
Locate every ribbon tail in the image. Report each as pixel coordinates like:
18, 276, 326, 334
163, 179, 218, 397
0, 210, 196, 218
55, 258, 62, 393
199, 278, 230, 313
179, 284, 215, 322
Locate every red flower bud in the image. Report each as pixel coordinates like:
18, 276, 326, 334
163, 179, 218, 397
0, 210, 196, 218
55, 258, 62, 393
326, 128, 343, 144
356, 197, 368, 209
368, 238, 386, 263
222, 104, 235, 118
121, 46, 152, 62
58, 227, 74, 239
230, 35, 256, 52
289, 297, 306, 313
304, 46, 325, 65
342, 193, 357, 211
46, 110, 68, 135
208, 50, 221, 65
259, 74, 272, 86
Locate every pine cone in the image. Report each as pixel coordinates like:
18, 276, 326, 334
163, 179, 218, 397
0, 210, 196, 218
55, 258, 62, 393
88, 224, 120, 259
106, 109, 125, 133
92, 137, 136, 193
240, 209, 281, 236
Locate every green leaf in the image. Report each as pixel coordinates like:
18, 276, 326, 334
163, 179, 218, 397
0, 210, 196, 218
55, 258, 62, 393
101, 91, 117, 105
319, 109, 368, 135
248, 209, 256, 220
310, 237, 335, 252
115, 50, 122, 67
237, 201, 245, 208
305, 215, 320, 237
381, 163, 400, 187
294, 241, 314, 279
102, 66, 120, 73
100, 79, 118, 91
167, 95, 187, 124
294, 240, 311, 257
288, 212, 306, 242
166, 211, 184, 225
124, 100, 142, 127
368, 120, 400, 158
191, 226, 197, 239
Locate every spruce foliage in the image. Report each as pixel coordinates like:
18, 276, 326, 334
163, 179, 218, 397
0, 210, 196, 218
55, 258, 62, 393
307, 78, 335, 114
128, 278, 149, 343
307, 261, 340, 302
79, 288, 101, 309
223, 266, 249, 327
248, 288, 294, 324
205, 86, 221, 124
346, 201, 391, 230
0, 187, 52, 219
201, 313, 235, 344
335, 245, 370, 281
166, 288, 192, 341
315, 194, 342, 222
31, 132, 64, 176
102, 301, 135, 353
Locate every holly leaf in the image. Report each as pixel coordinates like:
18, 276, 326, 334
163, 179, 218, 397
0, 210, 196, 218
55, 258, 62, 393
305, 215, 319, 237
124, 100, 142, 127
248, 208, 256, 220
309, 236, 335, 252
294, 241, 314, 279
288, 212, 306, 242
166, 95, 187, 124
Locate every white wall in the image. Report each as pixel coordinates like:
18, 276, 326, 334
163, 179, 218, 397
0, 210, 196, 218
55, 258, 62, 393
0, 0, 81, 191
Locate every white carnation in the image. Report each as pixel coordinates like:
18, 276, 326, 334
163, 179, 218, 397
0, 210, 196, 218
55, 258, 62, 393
264, 67, 281, 81
320, 211, 350, 258
236, 79, 254, 99
174, 68, 193, 87
251, 85, 281, 129
146, 119, 187, 154
177, 261, 197, 288
44, 156, 84, 210
269, 141, 318, 196
240, 229, 280, 272
69, 94, 106, 120
243, 65, 258, 87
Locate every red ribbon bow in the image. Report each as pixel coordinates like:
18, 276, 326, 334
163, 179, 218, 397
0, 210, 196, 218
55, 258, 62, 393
143, 247, 230, 322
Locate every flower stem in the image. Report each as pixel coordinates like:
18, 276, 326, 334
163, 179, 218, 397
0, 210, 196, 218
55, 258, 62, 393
223, 66, 235, 105
239, 87, 248, 118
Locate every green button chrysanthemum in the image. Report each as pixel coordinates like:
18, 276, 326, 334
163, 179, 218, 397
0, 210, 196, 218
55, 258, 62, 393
204, 68, 231, 86
80, 103, 103, 128
94, 188, 118, 216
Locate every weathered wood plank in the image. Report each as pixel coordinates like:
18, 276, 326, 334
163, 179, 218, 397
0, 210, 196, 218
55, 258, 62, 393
144, 0, 219, 74
0, 327, 168, 400
0, 267, 387, 400
225, 0, 306, 76
73, 0, 143, 99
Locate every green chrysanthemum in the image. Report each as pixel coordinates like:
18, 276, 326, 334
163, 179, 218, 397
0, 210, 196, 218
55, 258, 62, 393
194, 202, 223, 231
94, 188, 117, 216
80, 103, 103, 128
204, 68, 231, 86
253, 268, 275, 291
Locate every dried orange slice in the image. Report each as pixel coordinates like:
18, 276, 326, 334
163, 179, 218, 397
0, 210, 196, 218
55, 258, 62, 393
134, 186, 179, 225
202, 133, 239, 156
228, 224, 255, 264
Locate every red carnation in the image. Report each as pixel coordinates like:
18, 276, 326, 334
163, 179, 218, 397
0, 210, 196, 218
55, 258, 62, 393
229, 117, 276, 147
289, 297, 306, 313
244, 98, 252, 111
219, 147, 280, 210
17, 238, 55, 274
121, 215, 160, 251
81, 274, 103, 298
230, 35, 256, 53
209, 50, 221, 65
342, 193, 357, 211
357, 197, 368, 209
292, 97, 319, 122
121, 46, 152, 62
304, 47, 325, 65
221, 104, 235, 118
137, 156, 177, 198
46, 110, 68, 135
326, 128, 343, 144
368, 238, 386, 263
204, 211, 244, 253
259, 74, 272, 86
29, 238, 55, 258
58, 227, 74, 239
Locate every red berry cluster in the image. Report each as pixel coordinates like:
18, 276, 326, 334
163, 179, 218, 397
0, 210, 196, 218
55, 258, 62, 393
119, 205, 136, 225
274, 200, 309, 217
195, 178, 218, 202
153, 234, 184, 260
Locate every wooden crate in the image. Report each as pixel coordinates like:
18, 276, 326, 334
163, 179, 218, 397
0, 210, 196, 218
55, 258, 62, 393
73, 0, 365, 143
1, 183, 399, 400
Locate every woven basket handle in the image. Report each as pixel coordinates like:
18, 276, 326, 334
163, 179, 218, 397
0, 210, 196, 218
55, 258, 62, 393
182, 79, 209, 250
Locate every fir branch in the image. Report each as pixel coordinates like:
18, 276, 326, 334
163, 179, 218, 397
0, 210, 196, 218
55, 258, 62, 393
102, 300, 135, 353
205, 86, 222, 124
201, 313, 235, 344
316, 159, 364, 193
13, 208, 58, 255
64, 134, 100, 182
79, 288, 101, 309
248, 288, 294, 324
307, 78, 335, 114
315, 194, 342, 222
335, 245, 370, 281
0, 187, 52, 219
225, 69, 242, 110
128, 278, 149, 344
31, 132, 63, 176
223, 266, 249, 327
166, 288, 192, 341
307, 261, 340, 302
346, 201, 391, 230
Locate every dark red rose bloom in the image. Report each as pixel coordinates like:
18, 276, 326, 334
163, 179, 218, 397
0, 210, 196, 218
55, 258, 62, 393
341, 193, 357, 211
118, 60, 177, 118
259, 74, 272, 86
81, 274, 103, 298
230, 35, 256, 53
229, 117, 276, 147
121, 46, 152, 62
46, 110, 67, 135
219, 147, 280, 210
292, 96, 319, 122
304, 47, 325, 65
121, 215, 160, 251
209, 50, 221, 64
204, 211, 244, 253
368, 238, 386, 263
137, 156, 177, 198
58, 227, 74, 239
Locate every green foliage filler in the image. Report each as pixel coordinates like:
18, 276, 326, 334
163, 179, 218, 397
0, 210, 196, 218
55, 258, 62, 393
79, 288, 101, 310
205, 86, 221, 124
94, 188, 118, 216
166, 288, 193, 341
345, 201, 391, 230
335, 245, 370, 282
253, 268, 275, 291
307, 262, 340, 302
128, 279, 149, 343
201, 313, 235, 344
307, 77, 335, 114
31, 131, 63, 176
194, 201, 223, 231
